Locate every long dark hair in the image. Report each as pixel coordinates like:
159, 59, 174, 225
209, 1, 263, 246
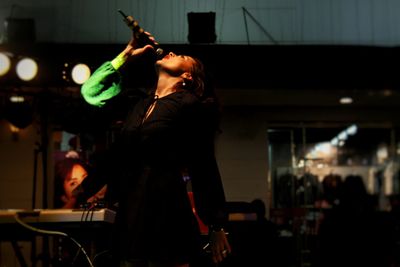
188, 56, 222, 134
187, 57, 205, 98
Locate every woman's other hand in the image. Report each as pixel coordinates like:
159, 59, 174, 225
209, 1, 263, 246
209, 229, 231, 264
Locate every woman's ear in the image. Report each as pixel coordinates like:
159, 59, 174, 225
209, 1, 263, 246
182, 72, 193, 82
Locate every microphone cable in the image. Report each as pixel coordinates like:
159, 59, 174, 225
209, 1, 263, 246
80, 199, 101, 223
80, 202, 92, 223
78, 200, 111, 266
14, 211, 94, 267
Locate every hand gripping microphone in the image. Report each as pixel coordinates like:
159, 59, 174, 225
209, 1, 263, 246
118, 9, 164, 58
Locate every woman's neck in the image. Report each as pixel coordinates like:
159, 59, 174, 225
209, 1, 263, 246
155, 74, 183, 98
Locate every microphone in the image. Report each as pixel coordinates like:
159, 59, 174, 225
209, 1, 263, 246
118, 9, 164, 58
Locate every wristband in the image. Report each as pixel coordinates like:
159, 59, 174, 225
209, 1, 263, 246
111, 52, 128, 70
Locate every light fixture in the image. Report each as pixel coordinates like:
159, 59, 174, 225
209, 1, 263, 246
16, 57, 38, 81
9, 95, 25, 103
187, 12, 217, 44
62, 62, 91, 85
71, 63, 91, 85
330, 137, 339, 146
345, 124, 358, 135
330, 124, 358, 147
339, 97, 353, 104
0, 52, 12, 76
338, 131, 348, 141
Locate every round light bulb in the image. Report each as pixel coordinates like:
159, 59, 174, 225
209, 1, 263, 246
71, 63, 91, 85
0, 53, 11, 76
16, 57, 38, 81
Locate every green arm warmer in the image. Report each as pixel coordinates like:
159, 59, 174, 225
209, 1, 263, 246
81, 61, 124, 107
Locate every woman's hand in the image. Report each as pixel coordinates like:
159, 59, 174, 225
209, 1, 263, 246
123, 31, 158, 58
112, 31, 159, 69
61, 195, 78, 209
209, 229, 231, 264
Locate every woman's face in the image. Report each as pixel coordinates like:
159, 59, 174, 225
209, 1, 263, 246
156, 52, 195, 76
63, 164, 88, 200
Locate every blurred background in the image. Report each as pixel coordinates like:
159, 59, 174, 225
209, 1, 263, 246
1, 0, 400, 266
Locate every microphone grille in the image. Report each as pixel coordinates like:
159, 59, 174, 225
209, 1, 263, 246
156, 48, 164, 57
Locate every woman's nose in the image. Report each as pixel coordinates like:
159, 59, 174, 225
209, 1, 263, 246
169, 52, 176, 57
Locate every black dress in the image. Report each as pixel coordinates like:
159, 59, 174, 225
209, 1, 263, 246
81, 62, 227, 264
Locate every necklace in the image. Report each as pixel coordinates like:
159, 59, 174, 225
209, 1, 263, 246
142, 94, 159, 123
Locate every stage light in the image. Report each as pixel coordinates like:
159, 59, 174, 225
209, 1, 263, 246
9, 95, 25, 103
16, 57, 38, 81
0, 52, 12, 76
346, 124, 358, 135
187, 12, 217, 44
338, 131, 348, 141
71, 63, 91, 85
62, 62, 91, 85
339, 96, 353, 104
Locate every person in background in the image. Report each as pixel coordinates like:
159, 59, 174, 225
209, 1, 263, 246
79, 28, 230, 267
316, 174, 343, 209
54, 156, 107, 209
318, 175, 393, 267
249, 199, 280, 267
53, 154, 110, 267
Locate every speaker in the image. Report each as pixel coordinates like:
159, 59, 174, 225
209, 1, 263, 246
3, 18, 36, 44
187, 12, 216, 44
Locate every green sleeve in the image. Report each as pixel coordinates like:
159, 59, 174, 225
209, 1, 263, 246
81, 61, 123, 107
